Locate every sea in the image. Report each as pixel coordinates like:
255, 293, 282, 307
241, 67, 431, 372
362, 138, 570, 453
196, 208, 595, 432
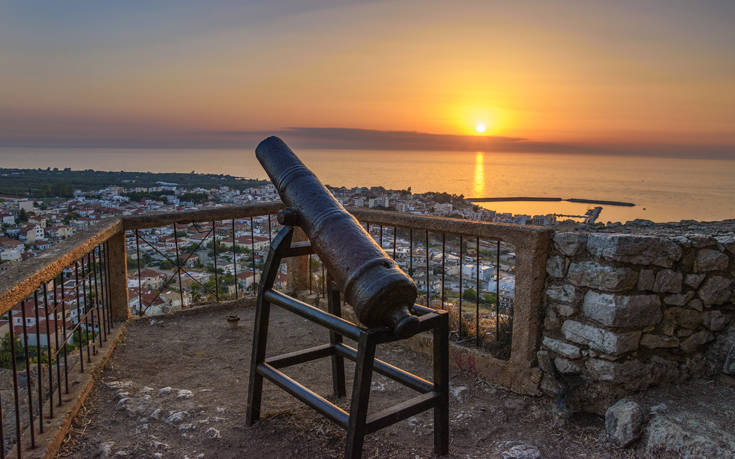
1, 147, 734, 224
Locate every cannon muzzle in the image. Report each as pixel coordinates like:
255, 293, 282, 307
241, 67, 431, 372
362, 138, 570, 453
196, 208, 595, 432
256, 136, 420, 338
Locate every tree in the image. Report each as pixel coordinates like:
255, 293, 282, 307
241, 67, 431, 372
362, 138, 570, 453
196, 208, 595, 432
159, 259, 175, 270
18, 208, 28, 223
462, 288, 477, 302
481, 292, 497, 305
127, 256, 139, 270
0, 334, 24, 368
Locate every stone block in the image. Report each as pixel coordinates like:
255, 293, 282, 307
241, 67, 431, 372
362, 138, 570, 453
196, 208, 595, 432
553, 303, 576, 317
567, 261, 637, 292
587, 233, 682, 268
677, 328, 694, 338
536, 350, 555, 374
546, 255, 567, 278
544, 308, 561, 331
680, 330, 714, 353
554, 357, 582, 374
663, 291, 694, 307
694, 248, 729, 272
689, 235, 717, 248
546, 284, 581, 305
640, 334, 679, 349
638, 269, 655, 291
664, 307, 702, 330
685, 273, 706, 289
688, 298, 704, 311
715, 234, 735, 255
585, 358, 646, 383
661, 319, 676, 336
698, 275, 732, 305
606, 399, 644, 448
562, 320, 641, 355
553, 232, 588, 257
583, 291, 662, 327
539, 373, 563, 396
653, 269, 683, 293
542, 336, 582, 359
703, 310, 730, 332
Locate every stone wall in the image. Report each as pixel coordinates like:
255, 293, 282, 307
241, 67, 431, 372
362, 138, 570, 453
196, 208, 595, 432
539, 231, 734, 413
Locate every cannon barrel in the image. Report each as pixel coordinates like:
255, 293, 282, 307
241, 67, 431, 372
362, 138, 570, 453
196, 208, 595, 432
256, 136, 420, 337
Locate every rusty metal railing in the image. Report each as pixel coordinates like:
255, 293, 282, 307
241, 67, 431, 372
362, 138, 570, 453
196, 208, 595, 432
121, 202, 284, 315
0, 218, 126, 457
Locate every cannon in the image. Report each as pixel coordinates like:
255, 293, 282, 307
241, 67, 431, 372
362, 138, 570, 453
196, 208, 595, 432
248, 137, 449, 458
256, 136, 420, 338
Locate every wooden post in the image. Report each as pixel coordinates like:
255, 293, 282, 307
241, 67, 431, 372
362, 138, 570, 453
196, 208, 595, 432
106, 230, 129, 322
286, 227, 309, 294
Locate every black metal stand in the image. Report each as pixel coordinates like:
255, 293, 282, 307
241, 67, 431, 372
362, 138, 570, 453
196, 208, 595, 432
246, 225, 449, 459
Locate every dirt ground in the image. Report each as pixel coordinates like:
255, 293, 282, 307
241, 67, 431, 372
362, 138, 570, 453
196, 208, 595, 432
57, 301, 638, 458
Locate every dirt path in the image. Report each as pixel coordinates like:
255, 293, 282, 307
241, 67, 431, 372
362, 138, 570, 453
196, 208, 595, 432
58, 302, 626, 458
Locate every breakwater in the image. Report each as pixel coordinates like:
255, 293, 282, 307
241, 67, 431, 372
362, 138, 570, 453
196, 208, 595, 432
467, 197, 635, 207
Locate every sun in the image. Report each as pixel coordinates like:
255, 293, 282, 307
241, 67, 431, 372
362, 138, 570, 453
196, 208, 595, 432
475, 123, 487, 134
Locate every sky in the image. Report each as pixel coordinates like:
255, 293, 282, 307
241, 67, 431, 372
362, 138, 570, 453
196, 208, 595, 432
1, 0, 734, 156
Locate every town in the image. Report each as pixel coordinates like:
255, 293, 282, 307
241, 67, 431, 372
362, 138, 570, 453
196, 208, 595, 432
0, 174, 546, 348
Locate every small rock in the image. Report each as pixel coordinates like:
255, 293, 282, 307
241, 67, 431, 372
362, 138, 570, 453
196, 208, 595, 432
605, 398, 644, 447
178, 423, 196, 431
166, 411, 189, 424
498, 441, 541, 459
158, 387, 172, 395
150, 408, 162, 420
142, 386, 154, 393
371, 381, 386, 392
206, 427, 222, 439
151, 439, 168, 450
98, 441, 116, 459
450, 385, 469, 400
215, 407, 226, 413
116, 398, 131, 411
177, 389, 194, 399
105, 380, 133, 389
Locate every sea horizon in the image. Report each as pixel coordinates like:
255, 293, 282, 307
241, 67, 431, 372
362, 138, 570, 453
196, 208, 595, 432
2, 146, 735, 224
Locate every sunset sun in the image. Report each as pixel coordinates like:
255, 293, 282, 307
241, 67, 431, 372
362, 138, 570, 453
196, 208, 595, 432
475, 123, 487, 134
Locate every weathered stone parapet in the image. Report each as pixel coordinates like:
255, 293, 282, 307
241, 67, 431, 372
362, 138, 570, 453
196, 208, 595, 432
539, 230, 735, 413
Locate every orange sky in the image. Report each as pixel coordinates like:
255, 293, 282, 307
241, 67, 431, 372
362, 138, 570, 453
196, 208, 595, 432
1, 1, 734, 151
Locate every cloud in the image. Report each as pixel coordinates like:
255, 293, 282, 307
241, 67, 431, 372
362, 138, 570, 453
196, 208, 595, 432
200, 127, 583, 153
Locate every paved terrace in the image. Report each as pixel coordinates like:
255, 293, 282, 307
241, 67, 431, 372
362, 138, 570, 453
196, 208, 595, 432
58, 300, 621, 458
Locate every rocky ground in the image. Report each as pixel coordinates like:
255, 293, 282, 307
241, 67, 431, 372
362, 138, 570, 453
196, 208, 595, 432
56, 301, 734, 458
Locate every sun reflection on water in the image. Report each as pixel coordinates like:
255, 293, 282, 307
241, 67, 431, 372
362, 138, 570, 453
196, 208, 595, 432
473, 152, 485, 197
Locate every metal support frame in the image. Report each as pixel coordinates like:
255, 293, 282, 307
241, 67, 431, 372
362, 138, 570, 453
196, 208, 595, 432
246, 225, 449, 459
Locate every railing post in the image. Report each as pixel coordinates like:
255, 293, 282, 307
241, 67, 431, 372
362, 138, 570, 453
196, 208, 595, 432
286, 227, 309, 294
107, 229, 130, 322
